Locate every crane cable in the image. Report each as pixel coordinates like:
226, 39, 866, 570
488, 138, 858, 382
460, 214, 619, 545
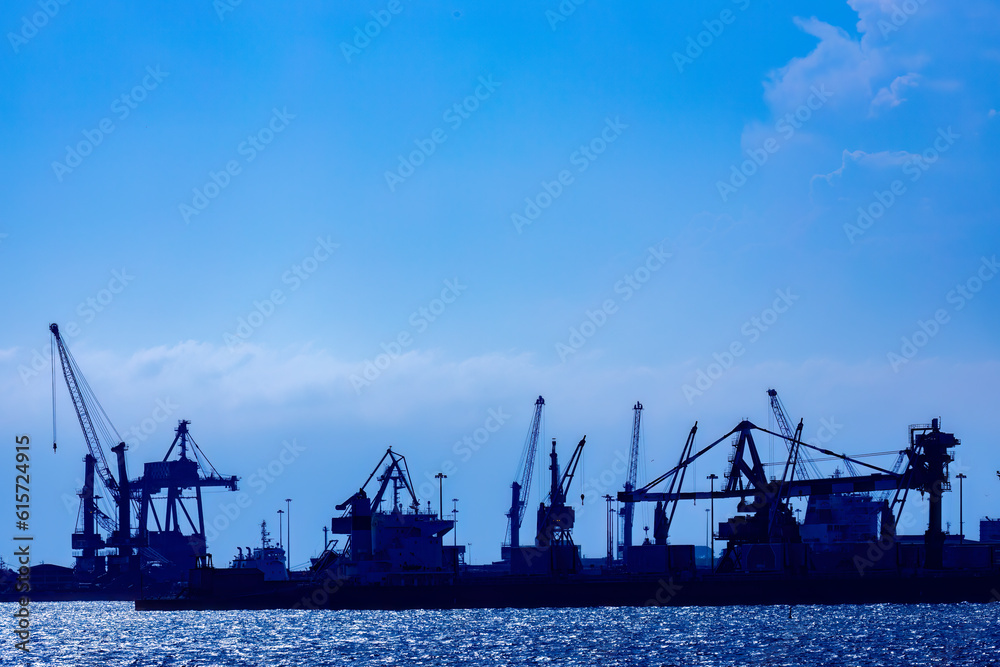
51, 341, 57, 451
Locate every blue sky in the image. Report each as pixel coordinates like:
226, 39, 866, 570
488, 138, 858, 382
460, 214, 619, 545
2, 0, 1000, 567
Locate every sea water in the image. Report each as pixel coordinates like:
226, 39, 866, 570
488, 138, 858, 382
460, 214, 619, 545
2, 602, 1000, 666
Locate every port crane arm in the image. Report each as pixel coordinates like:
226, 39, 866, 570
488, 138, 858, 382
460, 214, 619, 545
558, 436, 586, 500
621, 402, 643, 553
632, 472, 906, 502
345, 448, 420, 513
621, 421, 901, 503
768, 389, 822, 480
507, 396, 544, 549
514, 397, 544, 522
50, 323, 122, 504
625, 403, 642, 492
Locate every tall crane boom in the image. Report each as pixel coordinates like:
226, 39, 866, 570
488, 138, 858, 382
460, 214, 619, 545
767, 388, 822, 480
767, 389, 794, 443
621, 402, 642, 555
557, 436, 586, 502
50, 323, 122, 506
507, 396, 544, 549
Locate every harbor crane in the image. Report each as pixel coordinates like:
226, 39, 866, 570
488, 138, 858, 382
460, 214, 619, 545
536, 435, 586, 546
620, 418, 958, 570
50, 323, 135, 574
620, 401, 642, 557
767, 389, 817, 479
333, 448, 455, 566
133, 420, 238, 571
507, 396, 545, 550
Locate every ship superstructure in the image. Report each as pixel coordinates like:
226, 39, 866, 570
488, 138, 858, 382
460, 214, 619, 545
320, 449, 462, 584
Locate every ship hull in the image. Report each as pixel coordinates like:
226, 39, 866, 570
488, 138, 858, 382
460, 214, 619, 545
136, 571, 1000, 611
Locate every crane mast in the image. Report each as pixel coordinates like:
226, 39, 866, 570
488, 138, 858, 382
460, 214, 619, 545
507, 396, 544, 550
536, 435, 586, 547
621, 401, 642, 557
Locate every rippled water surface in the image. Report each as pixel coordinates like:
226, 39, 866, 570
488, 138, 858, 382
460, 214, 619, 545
2, 602, 1000, 666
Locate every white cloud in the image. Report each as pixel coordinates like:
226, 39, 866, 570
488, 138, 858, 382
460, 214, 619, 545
763, 16, 880, 115
810, 147, 919, 194
761, 2, 956, 123
869, 72, 921, 115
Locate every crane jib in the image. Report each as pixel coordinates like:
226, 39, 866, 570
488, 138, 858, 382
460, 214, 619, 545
50, 324, 124, 512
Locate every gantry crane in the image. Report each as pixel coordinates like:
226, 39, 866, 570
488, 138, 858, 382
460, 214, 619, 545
133, 420, 238, 571
619, 418, 958, 570
620, 401, 642, 557
507, 396, 544, 550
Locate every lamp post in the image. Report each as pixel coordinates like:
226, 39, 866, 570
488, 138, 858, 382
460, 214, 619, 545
956, 473, 967, 543
276, 509, 284, 548
707, 473, 718, 570
323, 526, 329, 550
452, 498, 459, 547
604, 494, 614, 566
705, 508, 710, 550
435, 473, 447, 519
285, 498, 292, 571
